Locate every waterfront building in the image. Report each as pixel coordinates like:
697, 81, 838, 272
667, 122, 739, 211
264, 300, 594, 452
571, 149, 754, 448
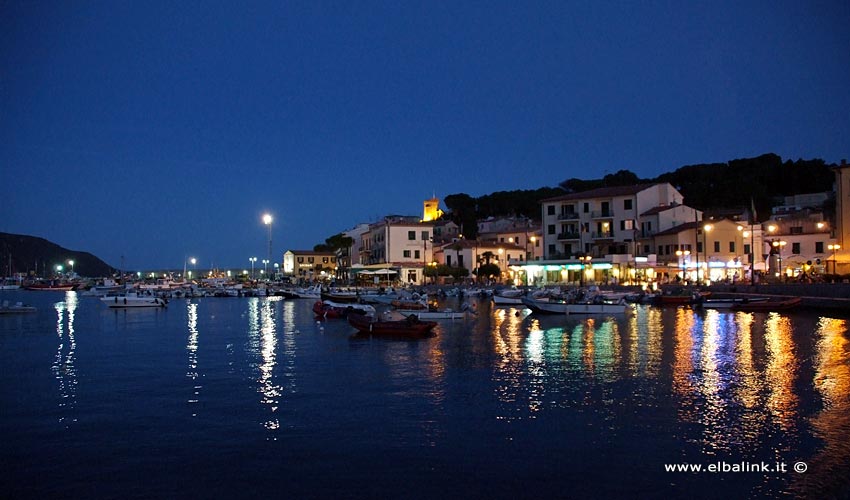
358, 215, 434, 284
433, 238, 524, 283
526, 183, 690, 285
282, 250, 337, 282
477, 216, 542, 261
763, 193, 835, 279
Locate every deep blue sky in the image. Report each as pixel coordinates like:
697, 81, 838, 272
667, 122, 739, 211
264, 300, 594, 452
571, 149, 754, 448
2, 1, 849, 270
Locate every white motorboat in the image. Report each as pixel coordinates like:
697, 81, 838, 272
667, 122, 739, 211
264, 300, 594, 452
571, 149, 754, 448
521, 295, 633, 315
100, 293, 167, 308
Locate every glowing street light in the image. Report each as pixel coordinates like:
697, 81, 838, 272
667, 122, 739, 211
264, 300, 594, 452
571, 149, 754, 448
68, 260, 75, 275
249, 257, 257, 279
772, 240, 787, 279
676, 249, 691, 281
262, 214, 273, 269
578, 254, 591, 287
188, 257, 197, 279
828, 244, 841, 275
262, 259, 269, 277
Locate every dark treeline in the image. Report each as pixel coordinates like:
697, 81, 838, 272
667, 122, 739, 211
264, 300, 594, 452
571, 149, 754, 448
443, 153, 837, 239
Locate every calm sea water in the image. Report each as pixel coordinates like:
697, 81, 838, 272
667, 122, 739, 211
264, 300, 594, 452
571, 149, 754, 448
1, 291, 848, 499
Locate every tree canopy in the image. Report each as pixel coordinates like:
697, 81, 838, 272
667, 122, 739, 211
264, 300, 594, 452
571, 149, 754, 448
442, 153, 836, 226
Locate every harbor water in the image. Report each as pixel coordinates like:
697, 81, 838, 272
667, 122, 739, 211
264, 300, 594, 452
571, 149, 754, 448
1, 291, 849, 499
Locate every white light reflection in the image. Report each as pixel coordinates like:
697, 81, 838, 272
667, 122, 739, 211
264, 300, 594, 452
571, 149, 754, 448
52, 291, 78, 425
186, 302, 201, 416
248, 297, 283, 435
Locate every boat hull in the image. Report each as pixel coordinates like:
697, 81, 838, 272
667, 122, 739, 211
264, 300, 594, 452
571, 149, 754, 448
347, 314, 437, 338
101, 296, 167, 308
730, 297, 801, 312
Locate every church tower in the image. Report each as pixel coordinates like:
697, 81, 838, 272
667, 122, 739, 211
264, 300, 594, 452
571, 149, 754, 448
422, 196, 443, 222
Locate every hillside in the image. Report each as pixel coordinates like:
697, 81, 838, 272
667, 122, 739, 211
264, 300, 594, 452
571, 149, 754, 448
0, 232, 114, 277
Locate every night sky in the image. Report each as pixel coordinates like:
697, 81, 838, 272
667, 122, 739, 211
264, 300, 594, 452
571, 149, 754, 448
2, 1, 848, 270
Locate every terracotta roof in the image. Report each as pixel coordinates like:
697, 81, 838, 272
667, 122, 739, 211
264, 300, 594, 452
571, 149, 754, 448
541, 184, 657, 203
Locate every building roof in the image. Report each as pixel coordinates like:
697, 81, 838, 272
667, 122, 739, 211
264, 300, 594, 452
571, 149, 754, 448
652, 222, 698, 237
640, 205, 677, 216
285, 250, 337, 256
541, 183, 658, 203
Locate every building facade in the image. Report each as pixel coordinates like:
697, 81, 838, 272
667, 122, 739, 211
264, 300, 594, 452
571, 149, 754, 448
282, 250, 338, 282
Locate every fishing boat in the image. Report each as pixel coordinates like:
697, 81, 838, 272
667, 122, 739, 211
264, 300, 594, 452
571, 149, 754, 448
700, 296, 769, 309
312, 300, 375, 319
653, 290, 710, 306
492, 288, 524, 305
347, 313, 437, 338
0, 300, 37, 314
25, 280, 78, 291
0, 278, 21, 291
320, 289, 360, 303
100, 293, 167, 308
388, 308, 471, 320
730, 296, 802, 312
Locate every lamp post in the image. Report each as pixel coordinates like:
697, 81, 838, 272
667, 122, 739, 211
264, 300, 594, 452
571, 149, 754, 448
262, 214, 273, 268
578, 254, 590, 287
676, 249, 690, 282
188, 257, 196, 280
703, 224, 712, 284
56, 264, 63, 277
497, 248, 504, 282
249, 257, 257, 280
67, 260, 75, 276
262, 259, 269, 278
828, 244, 841, 275
772, 240, 787, 280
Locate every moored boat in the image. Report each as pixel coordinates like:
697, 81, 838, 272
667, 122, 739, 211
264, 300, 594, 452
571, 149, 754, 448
730, 296, 802, 312
0, 300, 37, 314
312, 300, 375, 319
654, 290, 711, 306
347, 313, 437, 338
100, 293, 167, 308
25, 280, 78, 291
521, 295, 633, 315
701, 296, 769, 309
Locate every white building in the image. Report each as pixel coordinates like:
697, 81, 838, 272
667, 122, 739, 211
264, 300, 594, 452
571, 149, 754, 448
358, 216, 434, 284
540, 182, 690, 257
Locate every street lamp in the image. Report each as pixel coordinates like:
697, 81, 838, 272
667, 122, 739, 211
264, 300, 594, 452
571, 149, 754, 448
56, 264, 63, 277
497, 248, 504, 282
828, 244, 841, 275
68, 260, 75, 276
189, 257, 196, 280
262, 259, 269, 277
263, 214, 273, 268
249, 257, 257, 279
772, 240, 787, 280
703, 224, 713, 284
676, 249, 690, 282
578, 254, 590, 287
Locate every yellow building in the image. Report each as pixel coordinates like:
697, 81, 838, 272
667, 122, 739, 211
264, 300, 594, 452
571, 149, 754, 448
283, 250, 337, 281
422, 197, 443, 222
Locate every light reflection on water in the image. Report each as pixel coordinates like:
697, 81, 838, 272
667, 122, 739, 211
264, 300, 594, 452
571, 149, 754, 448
52, 291, 78, 426
186, 302, 200, 415
247, 297, 284, 434
3, 294, 850, 498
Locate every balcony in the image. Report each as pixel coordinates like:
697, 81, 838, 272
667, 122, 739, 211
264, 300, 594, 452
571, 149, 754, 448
591, 231, 613, 239
591, 210, 614, 219
557, 212, 580, 221
557, 231, 581, 240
